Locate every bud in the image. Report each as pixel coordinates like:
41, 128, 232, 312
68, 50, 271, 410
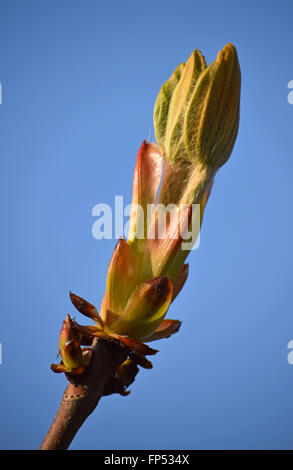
154, 43, 240, 206
127, 140, 163, 248
185, 43, 241, 170
105, 238, 138, 315
153, 62, 185, 150
51, 44, 240, 377
51, 314, 90, 374
117, 359, 139, 387
154, 49, 206, 162
105, 276, 173, 340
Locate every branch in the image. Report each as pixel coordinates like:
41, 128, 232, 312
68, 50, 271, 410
40, 338, 127, 450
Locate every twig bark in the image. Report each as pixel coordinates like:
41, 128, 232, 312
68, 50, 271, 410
40, 338, 127, 450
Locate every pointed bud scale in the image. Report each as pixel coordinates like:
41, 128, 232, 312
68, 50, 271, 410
128, 141, 163, 247
59, 314, 76, 351
70, 292, 104, 326
131, 355, 153, 369
114, 335, 158, 356
57, 315, 87, 372
50, 363, 67, 373
105, 276, 173, 340
143, 318, 182, 342
105, 238, 138, 316
72, 321, 106, 342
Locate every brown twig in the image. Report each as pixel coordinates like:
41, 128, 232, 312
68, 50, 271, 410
40, 338, 127, 450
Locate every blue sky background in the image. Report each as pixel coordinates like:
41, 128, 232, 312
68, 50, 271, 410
0, 0, 293, 450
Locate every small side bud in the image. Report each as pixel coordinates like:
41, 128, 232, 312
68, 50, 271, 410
51, 314, 90, 374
